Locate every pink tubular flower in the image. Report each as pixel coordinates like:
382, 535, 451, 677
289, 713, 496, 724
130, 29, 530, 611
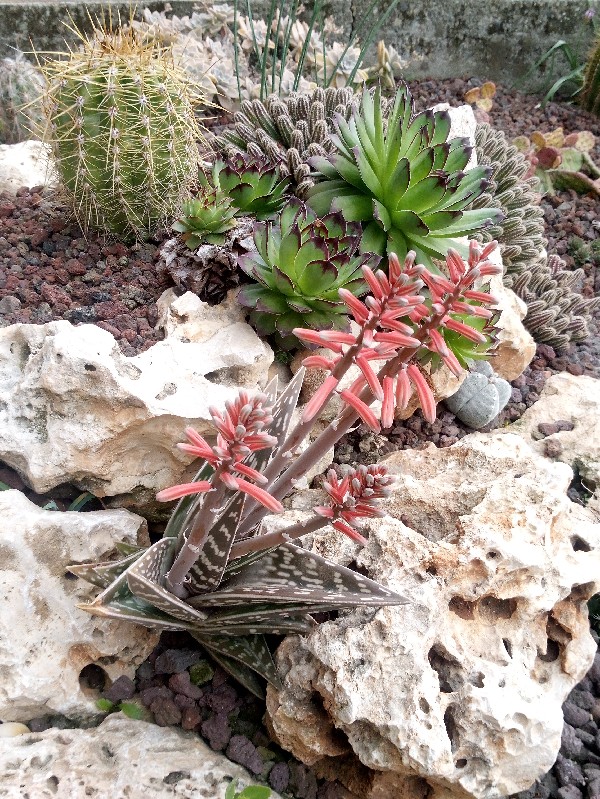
314, 465, 395, 545
156, 390, 282, 512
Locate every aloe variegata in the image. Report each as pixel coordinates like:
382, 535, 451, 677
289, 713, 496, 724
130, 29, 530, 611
71, 241, 501, 695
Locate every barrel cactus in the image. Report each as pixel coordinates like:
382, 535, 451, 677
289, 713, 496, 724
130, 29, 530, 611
0, 53, 46, 144
40, 24, 202, 239
444, 360, 511, 429
581, 31, 600, 116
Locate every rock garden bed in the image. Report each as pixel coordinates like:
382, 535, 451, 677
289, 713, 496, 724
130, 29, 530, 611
0, 7, 599, 799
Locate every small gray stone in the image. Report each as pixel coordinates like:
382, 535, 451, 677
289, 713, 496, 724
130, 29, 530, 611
557, 786, 583, 799
563, 701, 592, 728
561, 724, 584, 761
555, 755, 585, 788
570, 689, 595, 712
0, 296, 21, 315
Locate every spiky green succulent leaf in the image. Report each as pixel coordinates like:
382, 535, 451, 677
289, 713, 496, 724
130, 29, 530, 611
306, 84, 503, 271
211, 154, 290, 220
173, 191, 238, 248
238, 198, 380, 345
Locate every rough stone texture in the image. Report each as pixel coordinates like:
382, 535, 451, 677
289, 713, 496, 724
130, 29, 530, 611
0, 713, 282, 798
267, 432, 600, 799
508, 373, 600, 486
0, 0, 596, 93
489, 273, 536, 382
0, 291, 273, 495
0, 140, 54, 194
0, 489, 157, 722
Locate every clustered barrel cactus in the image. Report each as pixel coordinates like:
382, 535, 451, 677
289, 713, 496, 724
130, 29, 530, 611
306, 85, 503, 267
41, 24, 201, 239
238, 199, 379, 342
73, 241, 502, 693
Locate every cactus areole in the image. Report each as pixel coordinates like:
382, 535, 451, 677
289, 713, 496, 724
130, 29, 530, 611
41, 26, 201, 239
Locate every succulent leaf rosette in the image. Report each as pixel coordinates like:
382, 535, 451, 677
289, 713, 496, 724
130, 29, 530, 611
208, 154, 290, 220
172, 189, 237, 248
238, 199, 380, 341
306, 84, 503, 269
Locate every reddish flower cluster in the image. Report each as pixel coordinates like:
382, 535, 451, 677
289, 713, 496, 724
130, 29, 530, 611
315, 465, 395, 544
294, 242, 501, 429
156, 391, 283, 512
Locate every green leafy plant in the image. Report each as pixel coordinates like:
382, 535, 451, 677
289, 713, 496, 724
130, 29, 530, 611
208, 154, 290, 219
40, 21, 202, 239
513, 127, 600, 195
232, 0, 401, 100
306, 85, 502, 268
518, 9, 598, 105
173, 190, 238, 248
225, 781, 272, 799
96, 698, 144, 719
214, 86, 358, 197
237, 198, 379, 343
70, 243, 501, 696
581, 27, 600, 115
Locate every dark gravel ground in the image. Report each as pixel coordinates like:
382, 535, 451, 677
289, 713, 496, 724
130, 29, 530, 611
0, 77, 599, 798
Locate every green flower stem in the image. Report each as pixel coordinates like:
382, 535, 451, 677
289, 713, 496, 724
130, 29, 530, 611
230, 514, 328, 558
165, 467, 228, 597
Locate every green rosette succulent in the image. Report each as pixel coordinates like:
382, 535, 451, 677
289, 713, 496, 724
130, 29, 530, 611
208, 154, 290, 220
238, 198, 380, 341
173, 188, 237, 248
306, 85, 503, 269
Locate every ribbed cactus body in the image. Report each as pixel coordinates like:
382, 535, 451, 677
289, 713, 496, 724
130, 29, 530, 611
581, 33, 600, 116
42, 30, 201, 238
0, 54, 46, 144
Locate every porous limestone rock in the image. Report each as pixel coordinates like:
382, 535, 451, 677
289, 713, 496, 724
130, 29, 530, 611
507, 372, 600, 485
0, 292, 273, 495
0, 140, 55, 194
0, 714, 283, 798
266, 433, 600, 799
0, 490, 156, 722
488, 273, 536, 382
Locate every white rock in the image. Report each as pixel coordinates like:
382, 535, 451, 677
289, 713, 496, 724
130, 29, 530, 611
0, 723, 30, 737
267, 433, 600, 799
433, 103, 477, 170
507, 372, 600, 484
0, 714, 282, 798
0, 293, 273, 495
0, 490, 157, 722
0, 140, 55, 194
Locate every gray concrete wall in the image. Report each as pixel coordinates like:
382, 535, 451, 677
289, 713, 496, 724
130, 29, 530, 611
0, 0, 598, 92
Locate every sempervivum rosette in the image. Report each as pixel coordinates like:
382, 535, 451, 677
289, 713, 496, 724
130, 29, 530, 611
238, 198, 380, 343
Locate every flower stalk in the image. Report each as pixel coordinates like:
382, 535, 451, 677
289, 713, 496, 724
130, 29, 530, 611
158, 242, 501, 589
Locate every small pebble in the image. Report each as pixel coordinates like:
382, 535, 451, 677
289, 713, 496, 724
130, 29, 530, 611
0, 722, 30, 737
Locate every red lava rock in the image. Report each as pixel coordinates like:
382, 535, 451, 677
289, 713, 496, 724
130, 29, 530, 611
150, 696, 182, 727
181, 706, 202, 731
154, 648, 202, 675
201, 711, 232, 751
168, 672, 204, 700
102, 675, 136, 704
0, 202, 16, 218
41, 283, 71, 307
226, 735, 264, 775
207, 683, 239, 714
139, 685, 174, 708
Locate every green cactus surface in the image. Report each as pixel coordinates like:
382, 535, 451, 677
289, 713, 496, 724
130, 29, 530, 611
306, 85, 503, 269
41, 26, 202, 239
581, 32, 600, 116
238, 198, 380, 343
0, 53, 46, 144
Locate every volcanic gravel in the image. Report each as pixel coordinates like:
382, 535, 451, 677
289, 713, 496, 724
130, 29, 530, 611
1, 77, 599, 798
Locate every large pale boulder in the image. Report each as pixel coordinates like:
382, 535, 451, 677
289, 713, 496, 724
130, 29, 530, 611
507, 372, 600, 485
0, 714, 282, 798
0, 490, 157, 722
266, 433, 600, 799
488, 273, 536, 382
0, 292, 273, 496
